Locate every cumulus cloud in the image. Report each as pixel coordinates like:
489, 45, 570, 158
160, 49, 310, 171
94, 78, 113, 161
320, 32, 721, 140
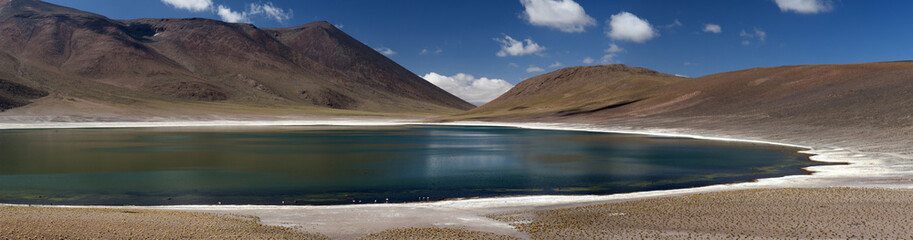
495, 35, 546, 57
422, 72, 515, 106
774, 0, 833, 14
600, 54, 616, 64
605, 43, 624, 53
161, 0, 212, 12
582, 57, 595, 64
703, 24, 722, 33
740, 28, 767, 45
549, 62, 563, 68
217, 5, 248, 23
374, 47, 396, 56
592, 43, 624, 64
606, 12, 657, 43
527, 65, 545, 73
248, 2, 292, 23
519, 0, 596, 33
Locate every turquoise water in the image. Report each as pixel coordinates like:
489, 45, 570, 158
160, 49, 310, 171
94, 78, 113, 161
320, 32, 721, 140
0, 125, 818, 205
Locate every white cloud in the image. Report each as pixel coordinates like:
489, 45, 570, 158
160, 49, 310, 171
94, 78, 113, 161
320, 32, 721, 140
600, 54, 616, 64
248, 2, 292, 23
334, 24, 344, 29
675, 74, 689, 77
495, 35, 546, 57
549, 62, 563, 68
422, 72, 515, 106
703, 24, 722, 33
606, 12, 657, 43
520, 0, 596, 33
374, 47, 396, 56
740, 28, 767, 45
754, 28, 767, 41
774, 0, 833, 14
508, 62, 520, 68
161, 0, 212, 12
527, 65, 545, 73
212, 2, 292, 23
605, 43, 624, 53
420, 48, 443, 55
217, 5, 248, 23
595, 43, 624, 64
582, 57, 595, 64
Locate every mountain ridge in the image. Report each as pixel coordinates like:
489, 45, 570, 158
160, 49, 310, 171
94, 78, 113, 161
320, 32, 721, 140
0, 0, 474, 117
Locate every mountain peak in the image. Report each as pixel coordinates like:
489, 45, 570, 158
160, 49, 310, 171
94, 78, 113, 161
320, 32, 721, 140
307, 21, 334, 28
1, 0, 104, 19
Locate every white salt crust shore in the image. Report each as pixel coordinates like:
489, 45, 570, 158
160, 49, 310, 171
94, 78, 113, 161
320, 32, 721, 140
3, 119, 913, 239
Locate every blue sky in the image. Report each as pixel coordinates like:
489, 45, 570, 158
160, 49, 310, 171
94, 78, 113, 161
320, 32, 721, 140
45, 0, 913, 105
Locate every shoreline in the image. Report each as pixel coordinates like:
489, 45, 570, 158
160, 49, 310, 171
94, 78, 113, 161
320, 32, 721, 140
0, 119, 899, 209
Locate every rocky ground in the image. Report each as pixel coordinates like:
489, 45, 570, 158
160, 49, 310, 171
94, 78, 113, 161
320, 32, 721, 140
357, 227, 519, 240
491, 188, 913, 239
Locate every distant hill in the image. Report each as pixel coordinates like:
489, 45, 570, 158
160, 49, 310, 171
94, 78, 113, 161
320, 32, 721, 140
452, 61, 913, 135
0, 0, 473, 118
452, 64, 686, 120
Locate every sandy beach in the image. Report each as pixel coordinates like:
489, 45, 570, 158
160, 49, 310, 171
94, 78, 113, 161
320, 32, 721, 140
1, 119, 912, 239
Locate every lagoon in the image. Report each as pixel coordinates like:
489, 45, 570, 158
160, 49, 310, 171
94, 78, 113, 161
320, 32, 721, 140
0, 125, 817, 205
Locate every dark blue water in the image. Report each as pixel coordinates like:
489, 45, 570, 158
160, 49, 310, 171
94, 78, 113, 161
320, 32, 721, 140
0, 125, 818, 205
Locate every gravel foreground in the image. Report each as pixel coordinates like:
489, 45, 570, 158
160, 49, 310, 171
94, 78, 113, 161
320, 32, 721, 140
357, 227, 520, 240
491, 188, 913, 239
5, 188, 913, 239
0, 206, 329, 239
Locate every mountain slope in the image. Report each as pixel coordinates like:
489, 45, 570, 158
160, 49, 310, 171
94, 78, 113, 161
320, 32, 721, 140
452, 64, 686, 120
581, 61, 913, 127
453, 61, 913, 139
0, 0, 473, 117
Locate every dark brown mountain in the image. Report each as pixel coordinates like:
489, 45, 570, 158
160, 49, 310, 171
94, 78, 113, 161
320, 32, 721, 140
0, 0, 473, 117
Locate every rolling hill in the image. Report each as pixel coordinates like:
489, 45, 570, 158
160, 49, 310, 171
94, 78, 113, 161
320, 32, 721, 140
452, 64, 686, 120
